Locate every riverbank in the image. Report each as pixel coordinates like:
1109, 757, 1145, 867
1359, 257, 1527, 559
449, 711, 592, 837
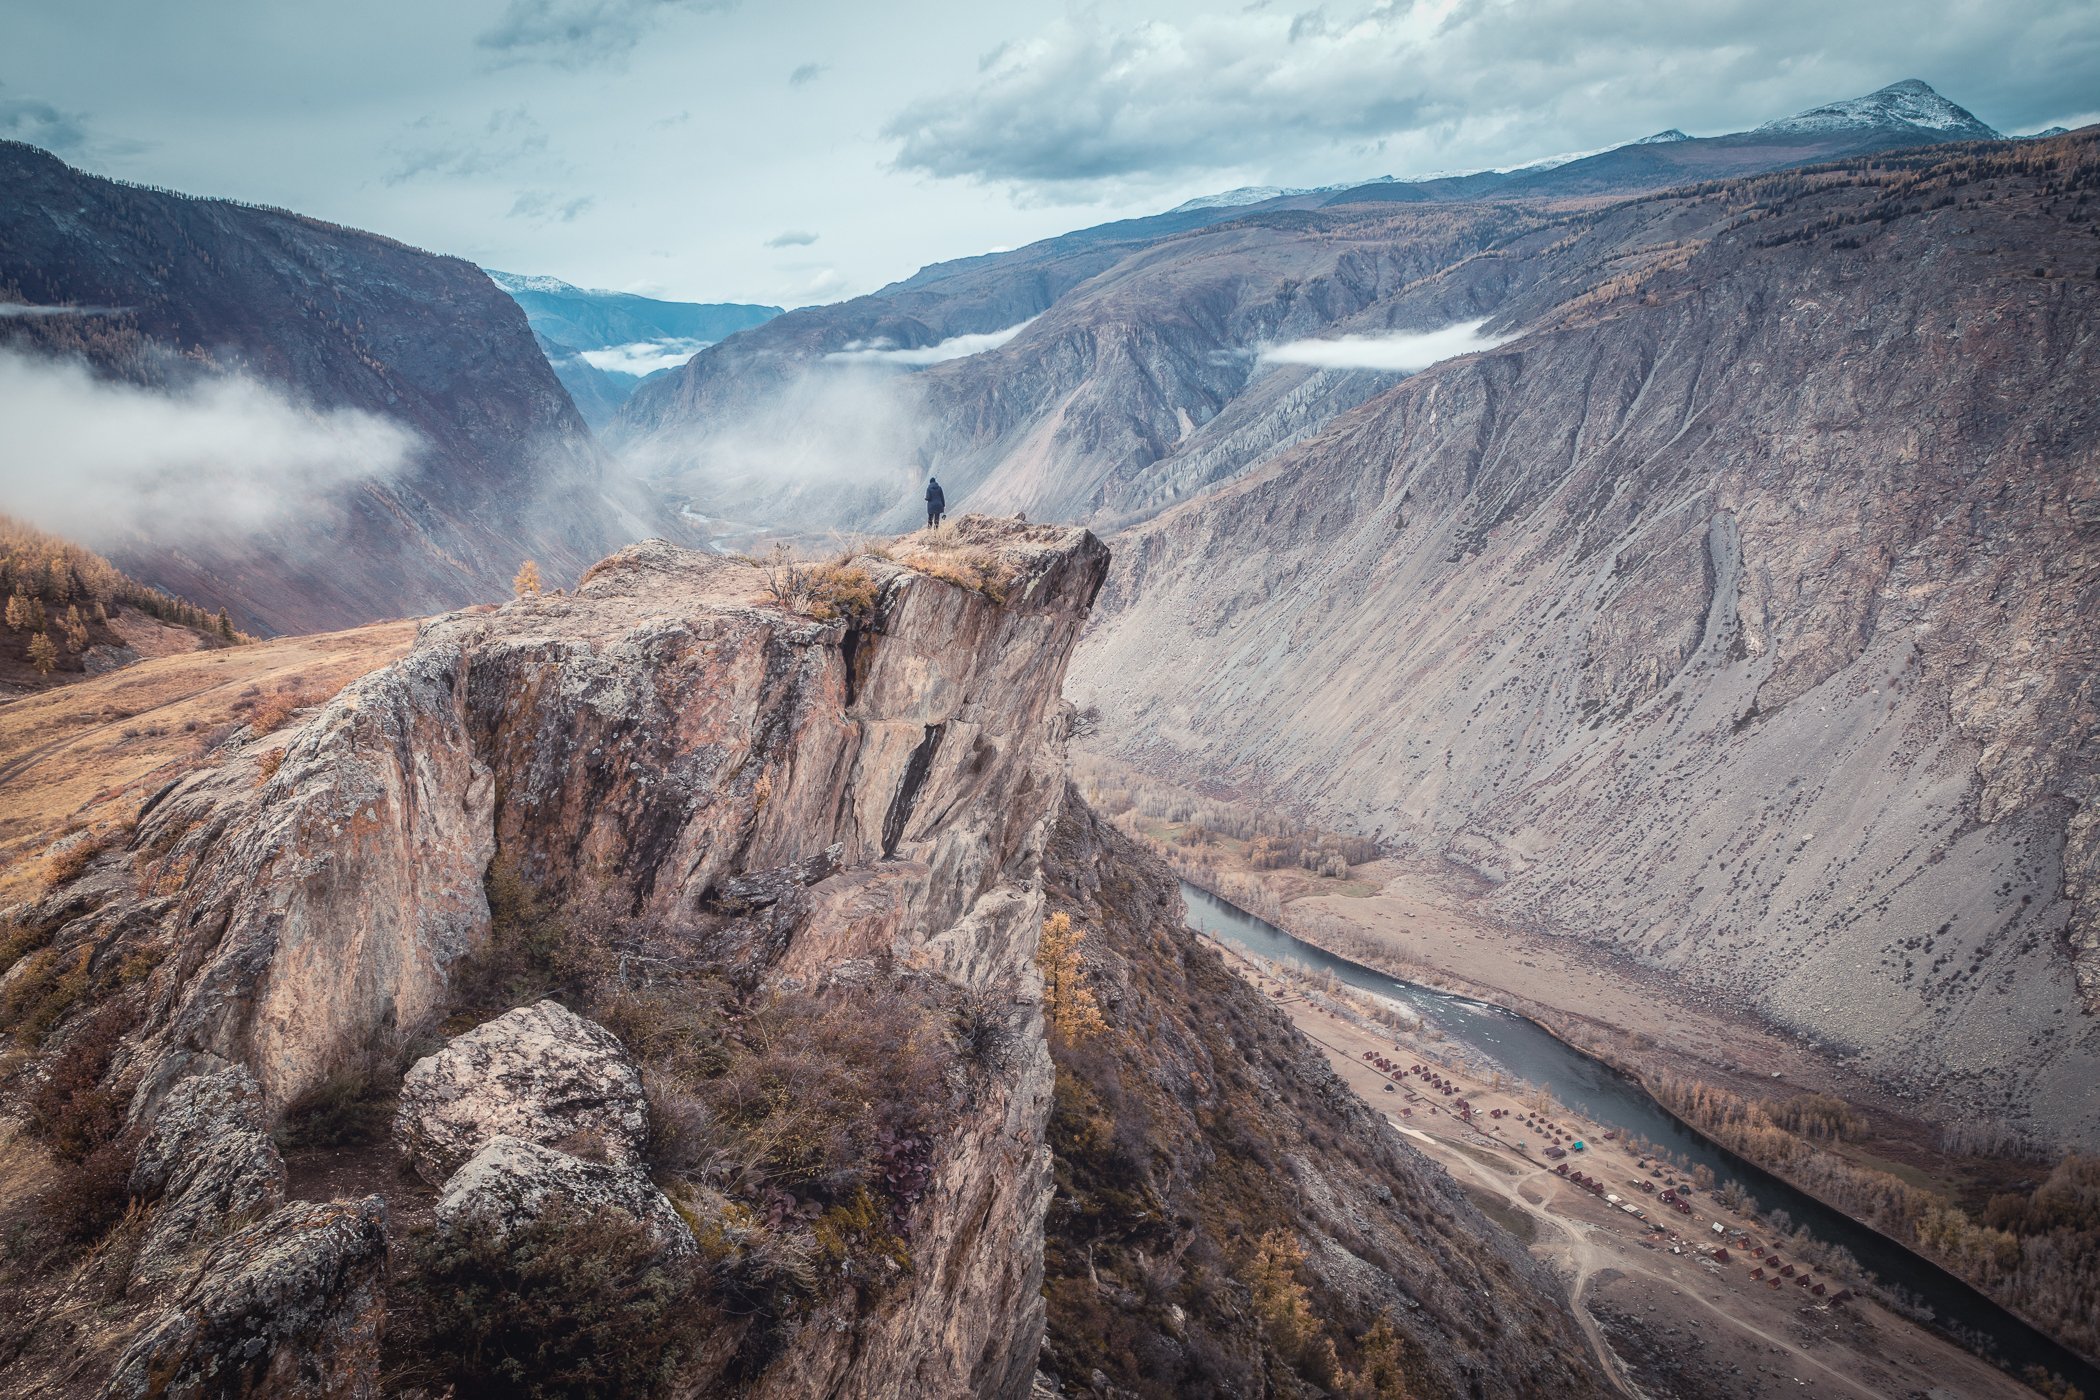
1184, 877, 2100, 1399
1204, 930, 2043, 1400
1176, 861, 2100, 1381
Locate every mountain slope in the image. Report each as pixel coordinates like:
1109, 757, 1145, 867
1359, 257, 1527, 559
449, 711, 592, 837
1072, 132, 2100, 1151
0, 514, 247, 695
610, 82, 2024, 535
0, 142, 648, 634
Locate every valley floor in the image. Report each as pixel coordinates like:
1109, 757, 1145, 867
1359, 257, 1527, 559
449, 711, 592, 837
1214, 942, 2039, 1400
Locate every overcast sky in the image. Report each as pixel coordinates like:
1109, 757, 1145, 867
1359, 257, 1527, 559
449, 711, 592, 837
4, 0, 2094, 308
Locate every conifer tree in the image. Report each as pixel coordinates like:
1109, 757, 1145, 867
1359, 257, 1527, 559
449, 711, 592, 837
26, 631, 58, 675
1038, 911, 1107, 1040
1346, 1318, 1417, 1400
4, 593, 25, 631
513, 559, 543, 597
216, 607, 234, 640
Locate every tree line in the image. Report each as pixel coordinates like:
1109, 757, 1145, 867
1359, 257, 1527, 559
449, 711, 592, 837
1, 514, 249, 675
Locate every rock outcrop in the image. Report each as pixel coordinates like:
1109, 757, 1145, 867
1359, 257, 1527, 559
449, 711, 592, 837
436, 1133, 694, 1256
106, 1197, 388, 1400
128, 1066, 286, 1282
6, 519, 1111, 1397
394, 999, 650, 1183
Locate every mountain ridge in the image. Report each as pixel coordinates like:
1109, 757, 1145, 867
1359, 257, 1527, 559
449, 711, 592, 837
0, 140, 651, 634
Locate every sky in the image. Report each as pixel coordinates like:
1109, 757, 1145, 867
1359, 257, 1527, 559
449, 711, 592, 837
3, 0, 2095, 309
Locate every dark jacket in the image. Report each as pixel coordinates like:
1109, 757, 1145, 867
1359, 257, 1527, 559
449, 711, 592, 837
926, 481, 946, 511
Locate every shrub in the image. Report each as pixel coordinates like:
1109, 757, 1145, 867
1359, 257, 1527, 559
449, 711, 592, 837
38, 825, 119, 891
755, 546, 877, 625
25, 1003, 140, 1245
449, 858, 608, 1019
690, 982, 951, 1211
800, 563, 877, 624
1, 945, 93, 1046
0, 918, 54, 978
388, 1203, 711, 1400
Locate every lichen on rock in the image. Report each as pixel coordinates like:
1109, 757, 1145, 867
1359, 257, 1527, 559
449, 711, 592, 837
394, 998, 650, 1184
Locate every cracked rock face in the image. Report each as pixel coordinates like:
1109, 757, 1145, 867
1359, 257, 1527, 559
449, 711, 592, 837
128, 1066, 287, 1284
105, 1196, 388, 1400
436, 1133, 695, 1256
394, 999, 650, 1184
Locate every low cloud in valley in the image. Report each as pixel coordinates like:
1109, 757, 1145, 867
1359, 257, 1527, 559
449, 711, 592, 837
1261, 320, 1516, 374
0, 351, 419, 548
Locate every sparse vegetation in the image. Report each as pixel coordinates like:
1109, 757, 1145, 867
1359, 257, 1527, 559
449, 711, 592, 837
1647, 1070, 2100, 1361
388, 1202, 712, 1400
384, 862, 969, 1392
757, 544, 878, 624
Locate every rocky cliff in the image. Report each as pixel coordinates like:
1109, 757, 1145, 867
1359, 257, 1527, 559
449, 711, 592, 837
0, 141, 652, 635
1075, 133, 2100, 1150
0, 517, 1614, 1397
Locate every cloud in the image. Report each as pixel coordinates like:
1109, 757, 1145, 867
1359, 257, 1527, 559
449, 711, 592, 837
0, 351, 418, 548
386, 107, 552, 186
622, 361, 931, 526
882, 2, 2099, 191
0, 302, 130, 319
1260, 319, 1515, 373
509, 190, 595, 223
765, 229, 820, 248
477, 0, 736, 69
0, 85, 144, 162
0, 94, 91, 157
578, 338, 712, 375
788, 63, 826, 87
824, 318, 1034, 367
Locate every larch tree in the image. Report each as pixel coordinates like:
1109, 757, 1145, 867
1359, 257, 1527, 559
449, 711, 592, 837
27, 631, 59, 675
1038, 911, 1107, 1041
4, 593, 25, 631
513, 559, 543, 598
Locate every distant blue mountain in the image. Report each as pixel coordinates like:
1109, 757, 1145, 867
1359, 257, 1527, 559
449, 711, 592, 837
487, 270, 781, 428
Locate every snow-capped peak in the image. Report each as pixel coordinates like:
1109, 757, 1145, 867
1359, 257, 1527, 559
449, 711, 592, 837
1633, 129, 1691, 145
484, 269, 583, 295
1755, 80, 1999, 140
1168, 185, 1313, 213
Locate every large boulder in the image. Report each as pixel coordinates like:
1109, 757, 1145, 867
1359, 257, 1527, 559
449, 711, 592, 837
435, 1133, 694, 1257
105, 1196, 388, 1400
393, 999, 649, 1183
129, 1066, 287, 1283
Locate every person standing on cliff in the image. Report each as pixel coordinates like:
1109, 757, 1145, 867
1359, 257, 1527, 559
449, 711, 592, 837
926, 476, 946, 529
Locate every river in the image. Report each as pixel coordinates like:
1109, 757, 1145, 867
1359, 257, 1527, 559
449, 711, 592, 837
1180, 880, 2100, 1394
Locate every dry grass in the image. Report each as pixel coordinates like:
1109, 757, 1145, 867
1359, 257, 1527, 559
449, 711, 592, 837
873, 523, 1019, 602
0, 618, 415, 904
756, 546, 881, 624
